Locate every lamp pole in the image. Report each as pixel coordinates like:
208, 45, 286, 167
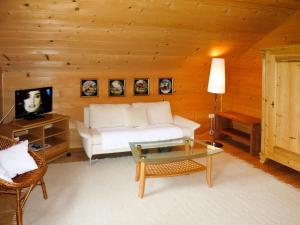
212, 94, 223, 147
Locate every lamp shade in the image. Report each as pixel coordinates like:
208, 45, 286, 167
207, 58, 225, 94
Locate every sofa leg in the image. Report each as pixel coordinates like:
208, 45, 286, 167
88, 158, 99, 166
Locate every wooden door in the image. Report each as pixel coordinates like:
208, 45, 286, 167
262, 54, 277, 156
275, 61, 300, 154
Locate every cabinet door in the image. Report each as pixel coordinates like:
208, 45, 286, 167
274, 61, 300, 154
263, 54, 277, 154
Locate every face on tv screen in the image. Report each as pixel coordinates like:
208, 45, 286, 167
15, 87, 52, 119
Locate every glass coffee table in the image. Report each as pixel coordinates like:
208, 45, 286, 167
129, 137, 223, 198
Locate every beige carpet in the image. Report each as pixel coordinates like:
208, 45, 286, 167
24, 153, 300, 225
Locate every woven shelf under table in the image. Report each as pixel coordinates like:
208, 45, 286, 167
145, 159, 206, 178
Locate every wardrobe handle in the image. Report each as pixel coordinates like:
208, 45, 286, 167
271, 101, 274, 108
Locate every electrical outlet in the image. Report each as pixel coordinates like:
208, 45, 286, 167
208, 114, 215, 119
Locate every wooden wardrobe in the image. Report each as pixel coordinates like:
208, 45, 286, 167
260, 45, 300, 172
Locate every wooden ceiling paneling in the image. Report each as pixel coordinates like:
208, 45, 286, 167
1, 0, 300, 72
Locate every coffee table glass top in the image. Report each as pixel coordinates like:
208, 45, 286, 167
129, 137, 223, 163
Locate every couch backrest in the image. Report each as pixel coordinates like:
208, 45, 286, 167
84, 101, 174, 128
86, 104, 130, 128
132, 101, 173, 124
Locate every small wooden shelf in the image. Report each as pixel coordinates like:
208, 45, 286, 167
17, 134, 41, 143
45, 127, 66, 138
45, 136, 66, 146
44, 138, 68, 161
221, 128, 250, 145
217, 111, 261, 156
0, 113, 70, 162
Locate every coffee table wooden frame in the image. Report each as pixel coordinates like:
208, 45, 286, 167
132, 140, 216, 198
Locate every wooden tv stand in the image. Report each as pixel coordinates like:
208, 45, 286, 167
0, 113, 70, 162
216, 111, 261, 156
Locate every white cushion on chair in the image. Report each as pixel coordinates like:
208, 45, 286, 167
0, 140, 38, 178
0, 163, 12, 182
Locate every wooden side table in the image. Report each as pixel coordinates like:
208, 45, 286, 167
216, 111, 261, 156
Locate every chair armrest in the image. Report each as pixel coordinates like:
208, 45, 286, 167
173, 115, 200, 130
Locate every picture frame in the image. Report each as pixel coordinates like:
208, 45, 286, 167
133, 78, 150, 96
159, 78, 173, 95
109, 79, 126, 97
80, 79, 98, 97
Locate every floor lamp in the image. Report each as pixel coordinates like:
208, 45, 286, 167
206, 58, 225, 147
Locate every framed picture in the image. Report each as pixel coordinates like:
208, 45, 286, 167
80, 79, 98, 97
159, 78, 173, 95
109, 79, 125, 97
134, 78, 150, 96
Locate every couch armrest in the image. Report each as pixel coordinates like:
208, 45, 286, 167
75, 121, 97, 159
75, 121, 91, 139
173, 115, 200, 130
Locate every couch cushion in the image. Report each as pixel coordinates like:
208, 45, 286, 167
100, 124, 183, 150
89, 104, 130, 128
123, 107, 149, 127
132, 101, 173, 125
92, 127, 129, 145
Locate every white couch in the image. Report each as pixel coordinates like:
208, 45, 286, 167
76, 101, 200, 164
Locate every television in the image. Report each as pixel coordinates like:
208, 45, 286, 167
15, 87, 53, 120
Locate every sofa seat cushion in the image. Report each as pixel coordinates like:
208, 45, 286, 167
89, 104, 130, 129
96, 124, 183, 151
91, 127, 130, 145
91, 125, 193, 145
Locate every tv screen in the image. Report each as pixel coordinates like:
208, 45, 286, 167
15, 87, 52, 119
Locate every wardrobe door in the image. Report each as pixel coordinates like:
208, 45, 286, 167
261, 46, 300, 172
262, 54, 277, 156
275, 61, 300, 154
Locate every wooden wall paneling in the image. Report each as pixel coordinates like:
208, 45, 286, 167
1, 1, 300, 147
2, 68, 211, 147
223, 10, 300, 118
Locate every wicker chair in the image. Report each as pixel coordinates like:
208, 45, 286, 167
0, 136, 48, 225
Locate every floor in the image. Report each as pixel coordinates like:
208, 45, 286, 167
0, 140, 299, 225
221, 140, 300, 189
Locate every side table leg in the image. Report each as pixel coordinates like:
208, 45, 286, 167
135, 162, 140, 181
206, 156, 212, 188
139, 162, 146, 198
